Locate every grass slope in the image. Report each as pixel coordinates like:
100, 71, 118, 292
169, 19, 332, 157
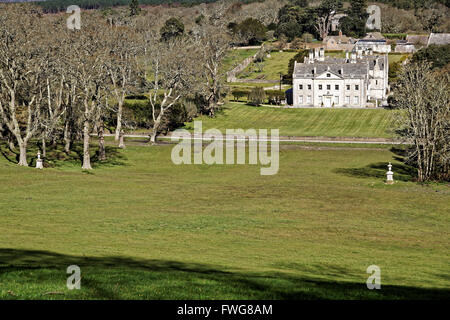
184, 103, 395, 138
239, 51, 297, 80
0, 142, 449, 299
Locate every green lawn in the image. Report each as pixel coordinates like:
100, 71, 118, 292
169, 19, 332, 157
0, 141, 449, 299
221, 49, 258, 74
239, 51, 297, 80
184, 102, 395, 138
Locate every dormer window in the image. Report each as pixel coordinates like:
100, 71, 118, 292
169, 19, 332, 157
327, 73, 331, 77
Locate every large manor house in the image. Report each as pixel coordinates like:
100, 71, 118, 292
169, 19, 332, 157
292, 47, 389, 108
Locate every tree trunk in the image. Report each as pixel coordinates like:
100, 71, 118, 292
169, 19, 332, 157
82, 120, 92, 170
114, 101, 123, 142
8, 135, 15, 151
64, 121, 71, 154
150, 131, 157, 144
18, 140, 28, 166
98, 121, 106, 161
150, 115, 163, 145
41, 138, 46, 159
118, 130, 126, 149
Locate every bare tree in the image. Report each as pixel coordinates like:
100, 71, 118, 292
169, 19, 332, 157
139, 28, 199, 144
0, 5, 47, 166
314, 0, 342, 40
103, 26, 140, 142
393, 61, 450, 182
67, 18, 110, 170
192, 7, 231, 117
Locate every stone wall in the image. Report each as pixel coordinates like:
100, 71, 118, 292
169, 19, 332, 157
226, 52, 259, 82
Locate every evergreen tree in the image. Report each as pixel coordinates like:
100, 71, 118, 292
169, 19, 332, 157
160, 18, 185, 41
339, 0, 368, 37
129, 0, 140, 16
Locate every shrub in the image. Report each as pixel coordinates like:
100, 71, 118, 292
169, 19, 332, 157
231, 88, 250, 101
301, 32, 314, 43
248, 87, 266, 106
265, 90, 285, 105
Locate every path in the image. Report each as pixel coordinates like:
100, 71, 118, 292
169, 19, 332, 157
102, 134, 405, 145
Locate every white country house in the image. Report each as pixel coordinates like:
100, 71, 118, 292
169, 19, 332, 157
292, 48, 388, 108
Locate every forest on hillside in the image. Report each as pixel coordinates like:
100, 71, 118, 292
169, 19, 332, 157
36, 0, 260, 13
32, 0, 450, 12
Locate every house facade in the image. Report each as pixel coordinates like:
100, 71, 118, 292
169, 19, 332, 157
355, 39, 391, 53
292, 48, 389, 108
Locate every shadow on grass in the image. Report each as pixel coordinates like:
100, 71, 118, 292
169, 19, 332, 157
334, 162, 416, 182
0, 142, 127, 169
334, 147, 417, 182
0, 248, 448, 300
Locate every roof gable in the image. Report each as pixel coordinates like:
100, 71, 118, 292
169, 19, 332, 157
316, 70, 342, 79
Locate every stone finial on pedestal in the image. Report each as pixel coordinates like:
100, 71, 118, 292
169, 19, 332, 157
36, 151, 43, 169
386, 162, 394, 184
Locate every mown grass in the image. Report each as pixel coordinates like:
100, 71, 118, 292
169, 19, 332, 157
184, 102, 396, 138
221, 49, 258, 75
239, 51, 297, 80
0, 141, 449, 299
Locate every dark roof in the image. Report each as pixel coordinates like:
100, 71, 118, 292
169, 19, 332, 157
428, 33, 450, 45
357, 39, 387, 43
294, 63, 367, 79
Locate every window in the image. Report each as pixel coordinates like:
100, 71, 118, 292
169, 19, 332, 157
346, 85, 350, 90
327, 73, 331, 77
319, 84, 322, 90
345, 96, 350, 104
308, 84, 312, 90
354, 96, 359, 104
327, 84, 331, 90
355, 85, 359, 90
299, 84, 303, 90
307, 95, 312, 103
375, 80, 378, 85
335, 85, 339, 90
299, 96, 303, 104
334, 96, 339, 104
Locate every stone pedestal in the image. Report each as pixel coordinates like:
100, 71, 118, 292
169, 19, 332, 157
386, 162, 394, 184
36, 152, 43, 169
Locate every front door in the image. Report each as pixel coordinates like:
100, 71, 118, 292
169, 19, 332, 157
324, 96, 332, 108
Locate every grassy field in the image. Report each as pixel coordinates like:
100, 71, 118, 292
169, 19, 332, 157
0, 141, 449, 299
184, 102, 395, 138
239, 51, 297, 80
221, 49, 258, 74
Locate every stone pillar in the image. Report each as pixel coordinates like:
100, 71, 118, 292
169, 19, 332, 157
36, 151, 43, 169
386, 162, 394, 184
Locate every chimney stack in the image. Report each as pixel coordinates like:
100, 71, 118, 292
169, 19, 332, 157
319, 47, 325, 61
351, 52, 356, 63
345, 51, 349, 62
